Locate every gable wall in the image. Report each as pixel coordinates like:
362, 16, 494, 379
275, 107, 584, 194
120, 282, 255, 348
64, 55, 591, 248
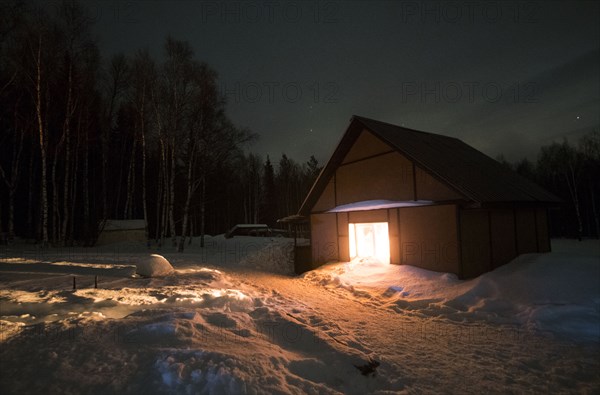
310, 129, 467, 213
313, 178, 336, 212
336, 152, 414, 205
342, 129, 394, 164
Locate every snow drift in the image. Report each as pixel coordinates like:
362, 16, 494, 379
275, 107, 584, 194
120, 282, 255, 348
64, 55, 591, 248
238, 238, 295, 274
304, 240, 600, 342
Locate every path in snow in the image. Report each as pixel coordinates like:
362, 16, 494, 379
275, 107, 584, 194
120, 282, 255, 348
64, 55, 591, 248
231, 268, 600, 393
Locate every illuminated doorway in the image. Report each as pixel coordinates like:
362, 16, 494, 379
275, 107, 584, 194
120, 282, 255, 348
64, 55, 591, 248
348, 222, 390, 264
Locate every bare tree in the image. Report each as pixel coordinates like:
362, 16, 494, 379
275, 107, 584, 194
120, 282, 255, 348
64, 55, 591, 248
0, 96, 27, 242
538, 139, 584, 240
100, 53, 129, 220
26, 18, 55, 246
177, 62, 221, 252
579, 130, 600, 238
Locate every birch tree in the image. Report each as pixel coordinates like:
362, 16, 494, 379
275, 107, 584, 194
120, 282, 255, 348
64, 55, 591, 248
128, 50, 155, 239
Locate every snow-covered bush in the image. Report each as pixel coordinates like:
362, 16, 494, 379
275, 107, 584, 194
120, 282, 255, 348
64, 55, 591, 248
135, 254, 175, 277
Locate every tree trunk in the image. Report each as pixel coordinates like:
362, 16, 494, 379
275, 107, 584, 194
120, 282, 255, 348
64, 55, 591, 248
140, 96, 149, 242
0, 99, 25, 243
200, 174, 206, 248
565, 165, 583, 240
101, 135, 108, 220
27, 135, 36, 238
61, 62, 74, 244
160, 139, 169, 246
169, 140, 177, 247
189, 215, 193, 245
177, 140, 196, 252
35, 36, 49, 246
68, 112, 82, 246
590, 184, 599, 239
51, 130, 65, 243
124, 134, 137, 219
159, 139, 170, 247
114, 136, 128, 218
82, 113, 90, 244
155, 162, 163, 245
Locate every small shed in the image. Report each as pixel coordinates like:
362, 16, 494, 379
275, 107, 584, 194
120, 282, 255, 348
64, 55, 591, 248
299, 116, 560, 278
96, 219, 146, 245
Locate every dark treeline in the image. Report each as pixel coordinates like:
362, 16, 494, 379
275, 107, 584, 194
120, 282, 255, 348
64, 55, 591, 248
0, 1, 321, 249
497, 131, 600, 240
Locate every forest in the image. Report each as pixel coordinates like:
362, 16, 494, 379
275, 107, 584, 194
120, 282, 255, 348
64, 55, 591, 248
0, 1, 598, 250
497, 132, 599, 240
0, 1, 321, 250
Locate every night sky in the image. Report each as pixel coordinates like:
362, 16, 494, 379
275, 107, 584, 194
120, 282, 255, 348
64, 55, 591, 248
87, 0, 599, 163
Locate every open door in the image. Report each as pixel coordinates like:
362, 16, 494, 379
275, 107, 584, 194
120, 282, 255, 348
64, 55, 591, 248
348, 222, 390, 264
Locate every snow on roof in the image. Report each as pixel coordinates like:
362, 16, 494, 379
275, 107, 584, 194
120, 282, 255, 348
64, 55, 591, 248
102, 219, 146, 231
327, 199, 434, 213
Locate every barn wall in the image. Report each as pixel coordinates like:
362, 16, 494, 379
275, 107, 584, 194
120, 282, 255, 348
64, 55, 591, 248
310, 213, 339, 265
536, 208, 550, 252
388, 208, 400, 264
348, 210, 388, 223
415, 166, 463, 201
515, 208, 538, 254
489, 209, 517, 269
342, 129, 394, 164
459, 207, 548, 277
459, 209, 491, 278
399, 204, 459, 274
337, 213, 350, 262
336, 152, 413, 205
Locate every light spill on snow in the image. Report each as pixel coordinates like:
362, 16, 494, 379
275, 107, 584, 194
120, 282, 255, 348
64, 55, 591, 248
303, 240, 600, 343
0, 237, 598, 394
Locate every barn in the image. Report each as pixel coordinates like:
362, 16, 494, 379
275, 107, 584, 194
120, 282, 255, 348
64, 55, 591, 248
298, 116, 560, 278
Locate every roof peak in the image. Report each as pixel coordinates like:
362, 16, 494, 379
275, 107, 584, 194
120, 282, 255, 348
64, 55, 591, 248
351, 115, 461, 141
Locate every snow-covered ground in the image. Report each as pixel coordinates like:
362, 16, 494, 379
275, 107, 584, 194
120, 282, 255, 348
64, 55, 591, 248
0, 237, 598, 394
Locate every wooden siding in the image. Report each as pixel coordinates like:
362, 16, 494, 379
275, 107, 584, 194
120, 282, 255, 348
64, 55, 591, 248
459, 210, 491, 278
399, 205, 460, 274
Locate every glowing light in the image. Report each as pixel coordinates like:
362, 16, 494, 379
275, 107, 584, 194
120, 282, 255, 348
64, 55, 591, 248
348, 222, 390, 264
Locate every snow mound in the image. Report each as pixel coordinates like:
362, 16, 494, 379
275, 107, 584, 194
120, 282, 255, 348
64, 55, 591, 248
135, 254, 174, 277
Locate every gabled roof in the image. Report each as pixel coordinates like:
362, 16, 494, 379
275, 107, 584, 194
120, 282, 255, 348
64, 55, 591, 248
299, 115, 560, 215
